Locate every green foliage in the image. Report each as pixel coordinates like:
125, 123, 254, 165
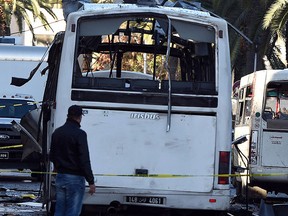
0, 0, 57, 40
263, 0, 288, 40
197, 0, 287, 80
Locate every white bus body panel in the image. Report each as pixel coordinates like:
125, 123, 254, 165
262, 131, 288, 167
83, 109, 216, 192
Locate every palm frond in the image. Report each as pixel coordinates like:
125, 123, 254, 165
263, 0, 287, 29
39, 4, 58, 20
38, 12, 54, 31
1, 0, 56, 39
30, 0, 41, 17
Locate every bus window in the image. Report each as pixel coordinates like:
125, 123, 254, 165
278, 91, 288, 119
263, 96, 277, 120
72, 15, 216, 95
243, 85, 252, 124
244, 99, 252, 124
263, 81, 288, 121
246, 85, 253, 97
235, 88, 244, 125
236, 85, 252, 125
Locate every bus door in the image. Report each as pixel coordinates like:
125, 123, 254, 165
233, 85, 253, 170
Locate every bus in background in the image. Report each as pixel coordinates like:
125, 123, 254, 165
233, 69, 288, 198
36, 0, 232, 214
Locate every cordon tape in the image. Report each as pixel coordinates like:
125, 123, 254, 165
0, 169, 288, 178
1, 102, 287, 178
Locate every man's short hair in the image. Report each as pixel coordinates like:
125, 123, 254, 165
67, 105, 84, 117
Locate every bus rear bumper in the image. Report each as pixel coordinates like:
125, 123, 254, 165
82, 187, 231, 211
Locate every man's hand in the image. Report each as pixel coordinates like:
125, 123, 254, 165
89, 184, 96, 195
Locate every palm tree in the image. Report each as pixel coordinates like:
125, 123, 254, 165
0, 4, 5, 35
263, 0, 288, 68
198, 0, 286, 81
0, 0, 57, 40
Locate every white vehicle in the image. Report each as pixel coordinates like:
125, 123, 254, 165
0, 93, 39, 169
39, 0, 232, 214
0, 45, 48, 171
233, 69, 288, 197
0, 45, 48, 102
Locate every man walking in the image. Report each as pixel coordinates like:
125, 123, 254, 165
50, 105, 96, 216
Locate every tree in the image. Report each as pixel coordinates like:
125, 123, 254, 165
0, 3, 6, 35
263, 0, 288, 67
198, 0, 286, 81
0, 0, 57, 41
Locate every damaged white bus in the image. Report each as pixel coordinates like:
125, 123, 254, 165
233, 69, 288, 198
16, 0, 232, 214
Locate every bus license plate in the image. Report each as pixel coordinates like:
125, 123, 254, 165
126, 196, 165, 205
0, 152, 9, 159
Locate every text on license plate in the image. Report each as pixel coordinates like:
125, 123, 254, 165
126, 196, 165, 205
0, 152, 9, 159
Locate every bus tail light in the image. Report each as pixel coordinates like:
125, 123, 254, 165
250, 130, 258, 165
218, 151, 230, 184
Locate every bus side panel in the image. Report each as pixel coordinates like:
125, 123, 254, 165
83, 109, 216, 192
262, 131, 288, 167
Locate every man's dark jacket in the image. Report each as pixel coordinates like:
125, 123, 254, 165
50, 118, 94, 185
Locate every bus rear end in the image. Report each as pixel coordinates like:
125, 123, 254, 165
44, 1, 232, 213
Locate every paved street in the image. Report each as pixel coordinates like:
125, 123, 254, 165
0, 170, 263, 216
0, 170, 46, 216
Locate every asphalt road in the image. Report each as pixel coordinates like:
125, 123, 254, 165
0, 170, 261, 216
0, 170, 45, 216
